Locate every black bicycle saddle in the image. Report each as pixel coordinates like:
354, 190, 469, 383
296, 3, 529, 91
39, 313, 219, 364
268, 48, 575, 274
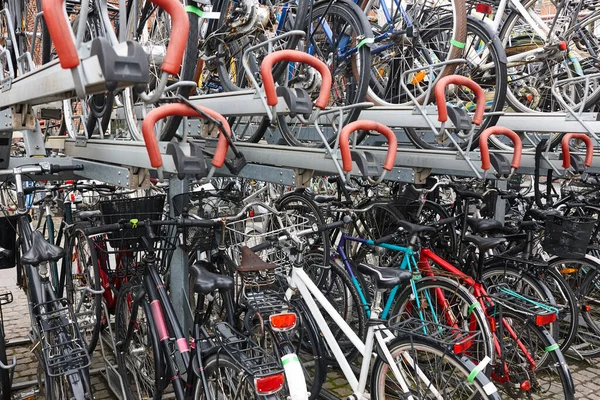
190, 261, 234, 295
467, 218, 504, 234
397, 220, 436, 236
463, 235, 506, 252
22, 231, 65, 265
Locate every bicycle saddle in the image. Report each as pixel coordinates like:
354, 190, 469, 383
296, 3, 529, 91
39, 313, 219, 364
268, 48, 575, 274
452, 186, 483, 200
356, 263, 411, 289
467, 218, 504, 234
528, 209, 561, 222
190, 261, 234, 294
237, 246, 277, 273
463, 235, 506, 252
397, 220, 436, 236
77, 210, 102, 221
0, 246, 12, 260
22, 231, 65, 265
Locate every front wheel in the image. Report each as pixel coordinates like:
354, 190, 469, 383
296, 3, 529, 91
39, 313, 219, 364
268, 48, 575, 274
370, 335, 501, 399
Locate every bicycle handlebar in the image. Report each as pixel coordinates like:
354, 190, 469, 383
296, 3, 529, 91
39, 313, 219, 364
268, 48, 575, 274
339, 120, 397, 173
435, 75, 486, 126
142, 103, 230, 170
84, 218, 217, 236
561, 133, 593, 169
42, 0, 79, 69
260, 50, 331, 109
479, 127, 523, 171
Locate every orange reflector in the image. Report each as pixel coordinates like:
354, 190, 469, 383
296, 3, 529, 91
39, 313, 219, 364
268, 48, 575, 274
535, 313, 557, 326
583, 304, 591, 312
560, 268, 578, 274
270, 313, 297, 331
526, 93, 534, 102
255, 373, 285, 395
521, 380, 531, 391
475, 3, 493, 14
559, 41, 567, 51
412, 71, 427, 85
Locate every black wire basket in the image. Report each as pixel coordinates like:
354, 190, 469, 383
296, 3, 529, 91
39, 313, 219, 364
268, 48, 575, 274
542, 215, 595, 258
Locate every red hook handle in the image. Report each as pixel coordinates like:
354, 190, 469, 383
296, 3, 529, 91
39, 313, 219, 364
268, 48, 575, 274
142, 104, 231, 169
561, 133, 593, 169
260, 50, 332, 109
479, 126, 522, 171
41, 0, 79, 68
435, 75, 486, 126
339, 120, 397, 173
147, 0, 189, 76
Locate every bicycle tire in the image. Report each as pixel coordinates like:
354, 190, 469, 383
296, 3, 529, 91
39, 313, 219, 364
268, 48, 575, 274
115, 279, 164, 400
370, 335, 501, 400
278, 0, 372, 147
364, 0, 467, 107
193, 352, 260, 398
390, 275, 494, 370
404, 16, 507, 150
0, 322, 10, 400
65, 228, 102, 355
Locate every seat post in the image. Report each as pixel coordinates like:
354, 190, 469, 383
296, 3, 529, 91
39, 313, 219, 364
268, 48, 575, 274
476, 249, 485, 281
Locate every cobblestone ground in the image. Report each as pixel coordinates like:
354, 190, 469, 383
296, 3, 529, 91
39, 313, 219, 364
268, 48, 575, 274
2, 263, 600, 399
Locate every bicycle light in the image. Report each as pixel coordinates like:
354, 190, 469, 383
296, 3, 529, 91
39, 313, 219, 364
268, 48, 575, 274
475, 3, 493, 15
535, 313, 557, 326
255, 372, 285, 395
269, 312, 297, 331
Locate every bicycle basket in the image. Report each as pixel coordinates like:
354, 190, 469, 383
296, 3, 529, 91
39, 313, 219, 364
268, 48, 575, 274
99, 195, 166, 247
542, 215, 595, 258
0, 215, 19, 269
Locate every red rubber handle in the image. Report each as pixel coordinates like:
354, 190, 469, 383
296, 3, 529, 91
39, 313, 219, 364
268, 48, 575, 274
260, 50, 331, 109
339, 120, 397, 173
436, 75, 486, 126
561, 133, 593, 168
479, 126, 523, 171
142, 104, 231, 169
148, 0, 189, 76
41, 0, 79, 68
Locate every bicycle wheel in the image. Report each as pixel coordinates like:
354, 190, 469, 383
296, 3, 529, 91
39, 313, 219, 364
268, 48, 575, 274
499, 0, 600, 113
38, 365, 93, 400
0, 323, 9, 400
121, 0, 199, 141
277, 0, 372, 147
495, 310, 575, 400
65, 228, 102, 355
364, 0, 467, 107
370, 335, 501, 399
404, 16, 507, 150
193, 352, 258, 399
390, 276, 494, 369
115, 279, 164, 400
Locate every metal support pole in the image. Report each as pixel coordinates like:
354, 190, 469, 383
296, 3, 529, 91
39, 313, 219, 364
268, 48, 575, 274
168, 177, 192, 335
494, 180, 507, 223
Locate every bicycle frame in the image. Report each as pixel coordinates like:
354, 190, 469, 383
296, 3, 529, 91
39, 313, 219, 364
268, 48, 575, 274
286, 264, 445, 399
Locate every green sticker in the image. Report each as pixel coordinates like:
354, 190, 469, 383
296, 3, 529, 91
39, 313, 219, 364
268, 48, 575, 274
450, 39, 466, 49
357, 37, 375, 49
185, 5, 203, 18
545, 343, 559, 352
130, 218, 138, 228
281, 354, 299, 366
468, 302, 480, 315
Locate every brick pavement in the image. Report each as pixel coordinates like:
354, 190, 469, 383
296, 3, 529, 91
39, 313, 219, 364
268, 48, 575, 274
1, 262, 600, 399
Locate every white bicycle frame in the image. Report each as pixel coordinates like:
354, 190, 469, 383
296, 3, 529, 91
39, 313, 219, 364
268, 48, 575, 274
285, 266, 444, 400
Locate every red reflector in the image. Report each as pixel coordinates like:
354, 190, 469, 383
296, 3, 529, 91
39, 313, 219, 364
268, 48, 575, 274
488, 317, 496, 332
453, 338, 473, 355
255, 373, 285, 395
65, 180, 74, 184
249, 209, 255, 217
70, 193, 76, 202
535, 313, 557, 326
475, 3, 493, 14
583, 304, 591, 312
559, 41, 567, 51
520, 380, 531, 391
269, 313, 297, 331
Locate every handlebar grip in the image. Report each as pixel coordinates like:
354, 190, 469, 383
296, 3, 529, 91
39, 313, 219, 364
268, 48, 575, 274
260, 50, 332, 109
373, 233, 395, 245
147, 0, 189, 75
142, 103, 231, 169
561, 133, 593, 169
436, 75, 486, 126
316, 216, 351, 233
180, 219, 218, 228
339, 120, 397, 173
41, 0, 79, 69
250, 241, 273, 253
49, 164, 84, 173
479, 126, 523, 171
85, 223, 123, 236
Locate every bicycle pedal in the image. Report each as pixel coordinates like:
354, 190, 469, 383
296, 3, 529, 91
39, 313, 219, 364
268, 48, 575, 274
0, 291, 13, 305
